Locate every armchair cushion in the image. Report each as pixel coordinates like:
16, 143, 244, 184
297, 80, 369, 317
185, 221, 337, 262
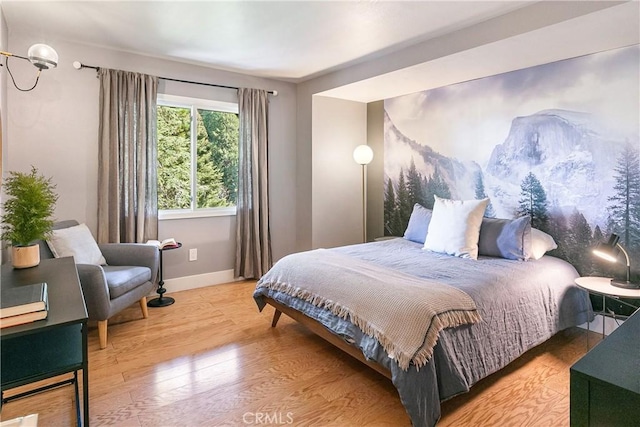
103, 266, 152, 299
46, 223, 106, 265
99, 243, 159, 284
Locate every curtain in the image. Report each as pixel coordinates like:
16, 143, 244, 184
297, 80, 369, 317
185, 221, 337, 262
97, 68, 158, 244
235, 88, 272, 278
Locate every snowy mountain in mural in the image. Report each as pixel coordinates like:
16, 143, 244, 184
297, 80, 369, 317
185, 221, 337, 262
384, 110, 481, 201
384, 108, 630, 227
484, 109, 621, 226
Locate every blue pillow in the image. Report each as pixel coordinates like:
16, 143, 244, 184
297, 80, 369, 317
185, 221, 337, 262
478, 216, 532, 260
403, 204, 432, 244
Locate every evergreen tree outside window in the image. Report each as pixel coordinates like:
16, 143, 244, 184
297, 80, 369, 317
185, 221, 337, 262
157, 95, 239, 218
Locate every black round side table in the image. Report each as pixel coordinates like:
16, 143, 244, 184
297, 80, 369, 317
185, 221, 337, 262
147, 242, 181, 307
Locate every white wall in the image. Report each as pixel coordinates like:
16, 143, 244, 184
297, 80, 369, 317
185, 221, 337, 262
5, 33, 297, 282
366, 101, 384, 240
311, 96, 366, 248
0, 7, 7, 264
0, 6, 7, 177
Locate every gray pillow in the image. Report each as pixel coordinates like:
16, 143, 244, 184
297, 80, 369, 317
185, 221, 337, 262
46, 223, 107, 265
478, 216, 531, 261
403, 204, 432, 244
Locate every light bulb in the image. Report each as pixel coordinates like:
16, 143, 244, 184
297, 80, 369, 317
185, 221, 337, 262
353, 145, 374, 165
28, 44, 58, 70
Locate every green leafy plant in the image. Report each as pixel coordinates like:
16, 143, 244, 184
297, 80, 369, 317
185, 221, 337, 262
1, 166, 58, 246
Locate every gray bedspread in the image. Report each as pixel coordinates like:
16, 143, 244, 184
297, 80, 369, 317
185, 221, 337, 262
253, 238, 591, 427
256, 249, 481, 370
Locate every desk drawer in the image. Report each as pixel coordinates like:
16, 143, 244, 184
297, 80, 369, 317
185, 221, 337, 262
1, 324, 83, 388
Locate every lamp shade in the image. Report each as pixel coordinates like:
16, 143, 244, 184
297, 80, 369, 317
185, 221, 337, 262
591, 233, 637, 289
592, 234, 620, 263
27, 43, 58, 70
353, 145, 374, 165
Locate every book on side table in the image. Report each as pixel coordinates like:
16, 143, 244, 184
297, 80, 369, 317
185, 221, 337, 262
0, 282, 48, 328
146, 238, 179, 249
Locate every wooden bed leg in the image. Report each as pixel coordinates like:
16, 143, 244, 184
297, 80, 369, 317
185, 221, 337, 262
263, 296, 392, 380
271, 309, 282, 327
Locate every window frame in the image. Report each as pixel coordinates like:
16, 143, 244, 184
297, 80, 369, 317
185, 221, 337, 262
157, 94, 239, 220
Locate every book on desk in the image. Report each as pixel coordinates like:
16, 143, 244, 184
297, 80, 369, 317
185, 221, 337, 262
0, 282, 48, 328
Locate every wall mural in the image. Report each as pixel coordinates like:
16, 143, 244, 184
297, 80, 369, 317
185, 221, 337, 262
383, 45, 640, 291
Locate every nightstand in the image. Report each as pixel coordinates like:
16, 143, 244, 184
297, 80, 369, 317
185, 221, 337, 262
574, 276, 640, 347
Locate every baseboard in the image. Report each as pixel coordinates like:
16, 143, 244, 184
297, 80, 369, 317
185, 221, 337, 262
157, 269, 241, 294
577, 314, 623, 336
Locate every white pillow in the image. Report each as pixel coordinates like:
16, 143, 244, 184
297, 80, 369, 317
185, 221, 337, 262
47, 223, 107, 265
530, 228, 557, 260
423, 196, 489, 260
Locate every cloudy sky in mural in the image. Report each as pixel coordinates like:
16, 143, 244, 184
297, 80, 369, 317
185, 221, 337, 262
385, 45, 639, 166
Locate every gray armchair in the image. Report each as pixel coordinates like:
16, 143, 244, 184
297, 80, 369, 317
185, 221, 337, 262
38, 220, 159, 349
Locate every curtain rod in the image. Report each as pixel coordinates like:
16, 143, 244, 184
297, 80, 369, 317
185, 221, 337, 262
72, 61, 278, 96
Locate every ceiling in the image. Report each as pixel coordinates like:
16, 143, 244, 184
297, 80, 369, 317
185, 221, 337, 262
322, 1, 640, 102
2, 1, 638, 103
1, 0, 533, 82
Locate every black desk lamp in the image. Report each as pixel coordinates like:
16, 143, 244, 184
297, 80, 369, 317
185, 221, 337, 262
592, 234, 639, 289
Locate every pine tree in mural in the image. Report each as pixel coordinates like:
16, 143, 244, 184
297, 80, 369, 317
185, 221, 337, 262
517, 172, 549, 231
396, 168, 412, 234
607, 142, 640, 249
564, 210, 594, 275
593, 225, 604, 245
546, 213, 567, 259
432, 167, 452, 200
474, 171, 495, 217
406, 158, 425, 208
424, 166, 451, 208
384, 177, 401, 236
421, 175, 429, 207
424, 174, 435, 210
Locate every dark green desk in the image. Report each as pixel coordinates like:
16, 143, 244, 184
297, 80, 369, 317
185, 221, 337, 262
1, 257, 89, 426
570, 307, 640, 426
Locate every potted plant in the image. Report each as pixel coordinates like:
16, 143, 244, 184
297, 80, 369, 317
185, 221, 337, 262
1, 166, 58, 268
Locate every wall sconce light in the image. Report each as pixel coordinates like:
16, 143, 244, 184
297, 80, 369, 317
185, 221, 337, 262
0, 43, 58, 92
592, 233, 638, 289
353, 145, 374, 243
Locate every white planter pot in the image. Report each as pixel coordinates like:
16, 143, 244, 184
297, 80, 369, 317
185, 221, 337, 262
12, 244, 41, 269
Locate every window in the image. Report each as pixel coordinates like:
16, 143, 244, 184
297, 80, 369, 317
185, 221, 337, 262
157, 95, 239, 218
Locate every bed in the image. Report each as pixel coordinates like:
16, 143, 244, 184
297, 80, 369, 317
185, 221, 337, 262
253, 213, 591, 426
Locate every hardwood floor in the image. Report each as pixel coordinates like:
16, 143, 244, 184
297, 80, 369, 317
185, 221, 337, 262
0, 280, 599, 426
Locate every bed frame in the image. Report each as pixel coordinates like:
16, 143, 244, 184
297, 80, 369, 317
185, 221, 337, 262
263, 296, 392, 380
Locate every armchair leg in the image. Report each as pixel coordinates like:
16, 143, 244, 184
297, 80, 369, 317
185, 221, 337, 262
98, 320, 108, 349
139, 297, 149, 318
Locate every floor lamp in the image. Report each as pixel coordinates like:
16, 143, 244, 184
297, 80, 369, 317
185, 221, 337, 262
353, 145, 374, 243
